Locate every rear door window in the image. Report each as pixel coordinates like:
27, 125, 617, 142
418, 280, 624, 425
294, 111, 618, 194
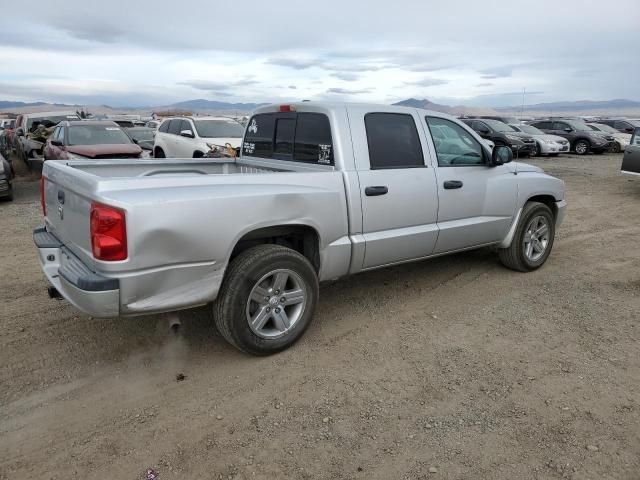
364, 113, 424, 169
167, 119, 182, 135
243, 112, 334, 165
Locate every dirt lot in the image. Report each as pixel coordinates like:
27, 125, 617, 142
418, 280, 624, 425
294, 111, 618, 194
1, 153, 639, 480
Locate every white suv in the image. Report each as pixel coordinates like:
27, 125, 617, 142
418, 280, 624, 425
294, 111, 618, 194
153, 116, 244, 158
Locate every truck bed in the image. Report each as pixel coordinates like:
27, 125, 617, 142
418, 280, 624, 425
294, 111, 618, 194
62, 157, 332, 178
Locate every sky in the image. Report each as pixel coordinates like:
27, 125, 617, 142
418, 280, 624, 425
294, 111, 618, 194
0, 0, 639, 108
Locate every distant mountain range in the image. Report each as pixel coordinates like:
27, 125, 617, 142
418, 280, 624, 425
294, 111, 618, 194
496, 99, 640, 113
393, 98, 496, 115
2, 97, 640, 116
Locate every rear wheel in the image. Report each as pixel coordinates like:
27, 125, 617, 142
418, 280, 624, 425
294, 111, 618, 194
573, 140, 589, 155
213, 245, 319, 355
498, 202, 555, 272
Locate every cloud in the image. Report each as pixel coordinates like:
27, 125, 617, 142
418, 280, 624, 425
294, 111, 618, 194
330, 72, 360, 81
476, 82, 494, 87
179, 79, 258, 91
288, 85, 297, 89
266, 57, 320, 70
326, 87, 372, 95
404, 78, 449, 87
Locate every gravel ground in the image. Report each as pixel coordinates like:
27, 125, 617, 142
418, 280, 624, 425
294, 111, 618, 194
1, 153, 639, 480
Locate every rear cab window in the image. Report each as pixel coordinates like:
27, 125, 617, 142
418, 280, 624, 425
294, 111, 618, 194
242, 112, 334, 165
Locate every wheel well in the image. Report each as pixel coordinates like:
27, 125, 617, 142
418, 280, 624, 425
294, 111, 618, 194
527, 195, 558, 219
573, 137, 590, 146
154, 146, 164, 155
230, 225, 320, 272
193, 150, 204, 158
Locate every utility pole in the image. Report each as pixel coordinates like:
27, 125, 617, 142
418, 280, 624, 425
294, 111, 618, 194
520, 87, 526, 118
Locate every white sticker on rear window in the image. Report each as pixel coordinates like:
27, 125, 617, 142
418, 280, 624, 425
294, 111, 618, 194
243, 142, 255, 154
248, 119, 258, 134
67, 116, 78, 119
106, 127, 120, 130
318, 144, 332, 164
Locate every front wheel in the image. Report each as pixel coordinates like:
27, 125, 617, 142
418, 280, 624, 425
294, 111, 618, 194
498, 202, 555, 272
531, 142, 540, 157
213, 245, 319, 355
574, 140, 589, 155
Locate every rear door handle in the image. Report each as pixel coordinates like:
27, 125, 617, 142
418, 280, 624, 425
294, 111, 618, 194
443, 180, 463, 190
365, 186, 389, 196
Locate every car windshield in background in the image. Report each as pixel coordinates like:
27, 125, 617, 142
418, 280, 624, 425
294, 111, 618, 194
628, 120, 640, 127
566, 121, 592, 132
517, 124, 544, 135
483, 119, 516, 132
591, 124, 618, 134
128, 128, 155, 141
68, 125, 133, 145
193, 120, 244, 138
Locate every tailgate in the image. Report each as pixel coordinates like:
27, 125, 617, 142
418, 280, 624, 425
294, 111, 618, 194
43, 171, 95, 269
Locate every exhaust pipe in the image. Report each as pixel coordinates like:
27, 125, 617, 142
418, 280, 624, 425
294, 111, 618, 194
48, 286, 62, 300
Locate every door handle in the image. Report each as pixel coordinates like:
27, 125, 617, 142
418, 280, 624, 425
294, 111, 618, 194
365, 186, 388, 196
443, 180, 463, 189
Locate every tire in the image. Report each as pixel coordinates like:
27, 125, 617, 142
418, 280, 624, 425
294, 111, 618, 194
192, 151, 204, 158
611, 142, 621, 153
573, 139, 589, 155
549, 153, 559, 157
531, 142, 540, 157
154, 147, 165, 158
213, 245, 319, 355
498, 201, 555, 272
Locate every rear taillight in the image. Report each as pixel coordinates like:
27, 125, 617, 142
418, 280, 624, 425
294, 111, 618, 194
90, 202, 127, 261
40, 177, 46, 216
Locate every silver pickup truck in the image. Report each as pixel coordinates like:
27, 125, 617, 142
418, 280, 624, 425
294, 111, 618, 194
35, 102, 566, 355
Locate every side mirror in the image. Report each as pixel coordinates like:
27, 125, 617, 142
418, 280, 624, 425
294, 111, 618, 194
479, 129, 490, 135
491, 145, 513, 166
16, 128, 24, 136
564, 127, 573, 133
625, 127, 634, 133
51, 140, 63, 147
180, 129, 195, 138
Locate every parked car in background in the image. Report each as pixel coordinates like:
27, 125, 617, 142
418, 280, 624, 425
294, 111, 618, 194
461, 118, 535, 157
35, 102, 566, 355
621, 128, 640, 176
43, 121, 142, 161
145, 120, 161, 130
125, 127, 155, 156
153, 116, 244, 158
471, 115, 523, 125
10, 115, 24, 154
586, 123, 631, 153
0, 120, 15, 158
529, 119, 613, 155
597, 118, 640, 134
0, 152, 14, 201
16, 111, 81, 170
509, 123, 569, 156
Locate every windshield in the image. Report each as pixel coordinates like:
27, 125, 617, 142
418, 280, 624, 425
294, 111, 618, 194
27, 115, 79, 131
590, 123, 618, 134
193, 119, 244, 138
516, 124, 544, 135
68, 125, 133, 145
628, 120, 640, 127
128, 128, 155, 141
566, 121, 592, 132
483, 119, 517, 132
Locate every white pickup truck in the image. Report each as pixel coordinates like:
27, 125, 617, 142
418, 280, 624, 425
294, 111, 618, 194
34, 102, 566, 355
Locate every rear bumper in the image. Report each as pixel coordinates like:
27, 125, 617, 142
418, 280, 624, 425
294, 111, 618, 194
33, 227, 120, 317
